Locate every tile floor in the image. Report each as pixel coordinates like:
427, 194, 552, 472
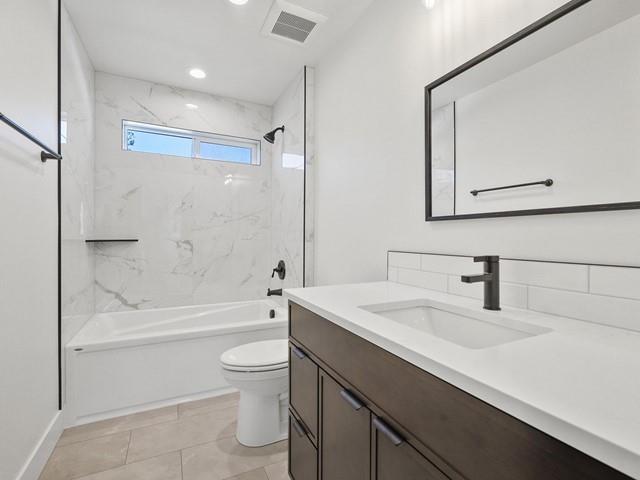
40, 393, 289, 480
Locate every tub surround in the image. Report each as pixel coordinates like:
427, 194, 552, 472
91, 70, 314, 313
285, 281, 640, 478
94, 73, 274, 312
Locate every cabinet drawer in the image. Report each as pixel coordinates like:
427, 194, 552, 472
290, 302, 630, 480
320, 371, 370, 480
373, 415, 449, 480
289, 411, 318, 480
289, 342, 318, 440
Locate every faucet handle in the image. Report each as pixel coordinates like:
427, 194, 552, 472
474, 255, 500, 263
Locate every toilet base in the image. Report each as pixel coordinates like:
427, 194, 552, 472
236, 391, 288, 447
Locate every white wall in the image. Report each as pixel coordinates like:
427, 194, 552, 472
0, 0, 61, 478
314, 0, 640, 286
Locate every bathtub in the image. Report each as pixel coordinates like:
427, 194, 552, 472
65, 300, 288, 426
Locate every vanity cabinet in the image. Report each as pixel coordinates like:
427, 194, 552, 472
289, 411, 317, 480
289, 343, 318, 441
288, 301, 631, 480
320, 372, 370, 480
372, 418, 448, 480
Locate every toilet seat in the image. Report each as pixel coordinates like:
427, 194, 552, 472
221, 339, 288, 372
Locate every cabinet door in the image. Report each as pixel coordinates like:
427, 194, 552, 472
290, 342, 318, 440
372, 416, 449, 480
320, 372, 370, 480
289, 411, 318, 480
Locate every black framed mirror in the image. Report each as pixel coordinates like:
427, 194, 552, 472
425, 0, 640, 221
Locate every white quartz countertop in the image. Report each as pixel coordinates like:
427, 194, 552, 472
285, 282, 640, 479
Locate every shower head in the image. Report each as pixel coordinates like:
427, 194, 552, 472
263, 125, 285, 144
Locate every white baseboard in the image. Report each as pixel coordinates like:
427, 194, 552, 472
17, 411, 63, 480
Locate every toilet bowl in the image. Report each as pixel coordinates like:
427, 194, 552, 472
220, 339, 289, 447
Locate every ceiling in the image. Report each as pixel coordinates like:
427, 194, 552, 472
64, 0, 374, 105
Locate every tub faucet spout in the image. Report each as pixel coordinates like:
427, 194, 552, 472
267, 288, 282, 297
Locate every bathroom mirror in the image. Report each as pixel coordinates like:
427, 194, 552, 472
425, 0, 640, 221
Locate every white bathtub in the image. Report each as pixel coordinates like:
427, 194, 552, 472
65, 300, 288, 426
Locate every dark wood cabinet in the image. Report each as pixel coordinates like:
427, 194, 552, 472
372, 416, 448, 480
289, 343, 318, 441
320, 372, 370, 480
288, 301, 631, 480
289, 411, 317, 480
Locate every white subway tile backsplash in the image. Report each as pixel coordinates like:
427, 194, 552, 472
389, 252, 421, 270
420, 254, 481, 275
397, 268, 448, 292
528, 287, 640, 332
590, 266, 640, 300
501, 260, 589, 292
388, 251, 640, 332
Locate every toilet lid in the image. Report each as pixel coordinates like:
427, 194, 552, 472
221, 339, 289, 369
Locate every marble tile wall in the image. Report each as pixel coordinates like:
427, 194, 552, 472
61, 9, 96, 341
94, 73, 275, 311
304, 67, 316, 287
388, 251, 640, 333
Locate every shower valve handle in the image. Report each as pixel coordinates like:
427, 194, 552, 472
271, 260, 286, 280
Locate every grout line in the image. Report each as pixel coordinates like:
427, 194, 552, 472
129, 429, 241, 465
57, 413, 180, 448
180, 450, 184, 480
73, 451, 183, 480
388, 249, 640, 270
219, 466, 268, 480
124, 430, 132, 464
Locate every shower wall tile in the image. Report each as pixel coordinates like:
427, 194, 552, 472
61, 10, 96, 341
94, 73, 273, 311
304, 67, 316, 287
271, 70, 306, 294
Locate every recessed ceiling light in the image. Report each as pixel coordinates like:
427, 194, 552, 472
189, 68, 207, 79
185, 103, 199, 110
423, 0, 437, 9
228, 0, 249, 4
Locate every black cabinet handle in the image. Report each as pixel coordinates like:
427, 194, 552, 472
290, 412, 307, 437
291, 345, 307, 360
340, 389, 364, 411
373, 417, 404, 446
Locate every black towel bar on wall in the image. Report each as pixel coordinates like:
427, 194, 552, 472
0, 111, 62, 162
471, 179, 553, 196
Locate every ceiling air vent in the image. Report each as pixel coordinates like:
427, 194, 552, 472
262, 1, 328, 45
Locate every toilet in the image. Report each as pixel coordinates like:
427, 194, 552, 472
220, 339, 289, 447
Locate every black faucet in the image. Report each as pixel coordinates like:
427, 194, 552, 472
461, 256, 501, 311
267, 288, 283, 297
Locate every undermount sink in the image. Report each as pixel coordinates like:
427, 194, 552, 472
360, 300, 551, 349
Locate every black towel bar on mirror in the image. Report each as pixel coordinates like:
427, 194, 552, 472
0, 112, 62, 162
471, 179, 553, 196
